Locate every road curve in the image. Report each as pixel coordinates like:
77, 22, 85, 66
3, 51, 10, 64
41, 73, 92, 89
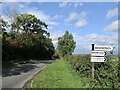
2, 60, 53, 88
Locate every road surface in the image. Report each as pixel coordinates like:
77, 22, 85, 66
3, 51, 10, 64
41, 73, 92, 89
2, 60, 53, 88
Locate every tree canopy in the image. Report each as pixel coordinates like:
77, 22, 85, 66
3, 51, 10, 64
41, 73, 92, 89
0, 16, 8, 39
2, 13, 55, 61
57, 31, 76, 57
0, 16, 8, 32
11, 14, 49, 36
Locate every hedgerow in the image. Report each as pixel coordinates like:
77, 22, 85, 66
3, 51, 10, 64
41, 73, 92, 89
64, 54, 119, 88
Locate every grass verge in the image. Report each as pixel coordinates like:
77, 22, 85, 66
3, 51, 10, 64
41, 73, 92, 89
31, 59, 90, 88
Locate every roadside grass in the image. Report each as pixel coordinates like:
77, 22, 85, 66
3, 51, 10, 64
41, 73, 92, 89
31, 59, 91, 88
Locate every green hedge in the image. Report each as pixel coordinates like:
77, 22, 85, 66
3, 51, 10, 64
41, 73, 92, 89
64, 54, 119, 88
2, 33, 55, 61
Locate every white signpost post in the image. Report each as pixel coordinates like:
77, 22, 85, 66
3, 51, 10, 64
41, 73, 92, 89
91, 44, 113, 79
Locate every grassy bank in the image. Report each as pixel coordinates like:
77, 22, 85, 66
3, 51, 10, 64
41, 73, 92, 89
31, 59, 90, 88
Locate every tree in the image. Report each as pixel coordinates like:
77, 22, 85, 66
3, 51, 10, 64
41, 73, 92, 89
0, 16, 8, 39
57, 31, 76, 57
0, 16, 12, 61
11, 13, 48, 36
9, 13, 54, 60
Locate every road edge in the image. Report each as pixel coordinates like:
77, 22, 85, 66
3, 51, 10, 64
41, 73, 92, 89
22, 65, 47, 89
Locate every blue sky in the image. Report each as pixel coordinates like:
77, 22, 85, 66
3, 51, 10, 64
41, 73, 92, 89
1, 2, 118, 54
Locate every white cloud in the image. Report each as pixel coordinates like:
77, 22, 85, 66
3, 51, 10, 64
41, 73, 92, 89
59, 2, 69, 8
52, 14, 63, 19
47, 22, 59, 26
106, 8, 118, 19
86, 33, 118, 45
72, 33, 91, 54
79, 3, 83, 6
1, 3, 60, 32
18, 3, 24, 8
66, 11, 87, 22
66, 12, 78, 22
1, 2, 27, 23
59, 2, 83, 8
27, 8, 49, 21
48, 30, 64, 49
74, 3, 83, 7
75, 19, 87, 29
66, 11, 88, 29
73, 33, 118, 54
104, 20, 118, 32
79, 11, 87, 18
26, 7, 59, 26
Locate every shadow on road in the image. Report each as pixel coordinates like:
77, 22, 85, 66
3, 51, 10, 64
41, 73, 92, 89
38, 60, 53, 64
2, 60, 54, 77
2, 64, 39, 77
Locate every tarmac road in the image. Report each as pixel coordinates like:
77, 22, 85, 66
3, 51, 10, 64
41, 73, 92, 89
2, 60, 53, 88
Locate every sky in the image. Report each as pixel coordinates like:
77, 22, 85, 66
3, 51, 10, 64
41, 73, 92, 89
1, 2, 119, 54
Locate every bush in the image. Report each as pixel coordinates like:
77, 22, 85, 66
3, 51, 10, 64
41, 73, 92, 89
2, 33, 55, 62
64, 54, 119, 88
2, 39, 14, 61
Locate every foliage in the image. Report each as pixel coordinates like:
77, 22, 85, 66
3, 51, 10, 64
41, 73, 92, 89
57, 31, 76, 57
0, 16, 8, 33
53, 51, 60, 59
15, 33, 54, 59
0, 15, 14, 60
11, 13, 48, 34
2, 39, 14, 60
2, 13, 55, 62
0, 16, 8, 39
64, 55, 119, 88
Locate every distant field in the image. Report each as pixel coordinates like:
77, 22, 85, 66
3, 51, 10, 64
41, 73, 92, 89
31, 59, 90, 88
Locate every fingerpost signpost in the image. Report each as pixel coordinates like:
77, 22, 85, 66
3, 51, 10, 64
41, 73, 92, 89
91, 44, 113, 79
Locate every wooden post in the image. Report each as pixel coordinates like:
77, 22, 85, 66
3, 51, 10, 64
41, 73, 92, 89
91, 44, 94, 80
92, 62, 94, 80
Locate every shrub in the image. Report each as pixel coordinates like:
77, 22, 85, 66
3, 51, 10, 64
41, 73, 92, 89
2, 33, 55, 61
64, 54, 119, 88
